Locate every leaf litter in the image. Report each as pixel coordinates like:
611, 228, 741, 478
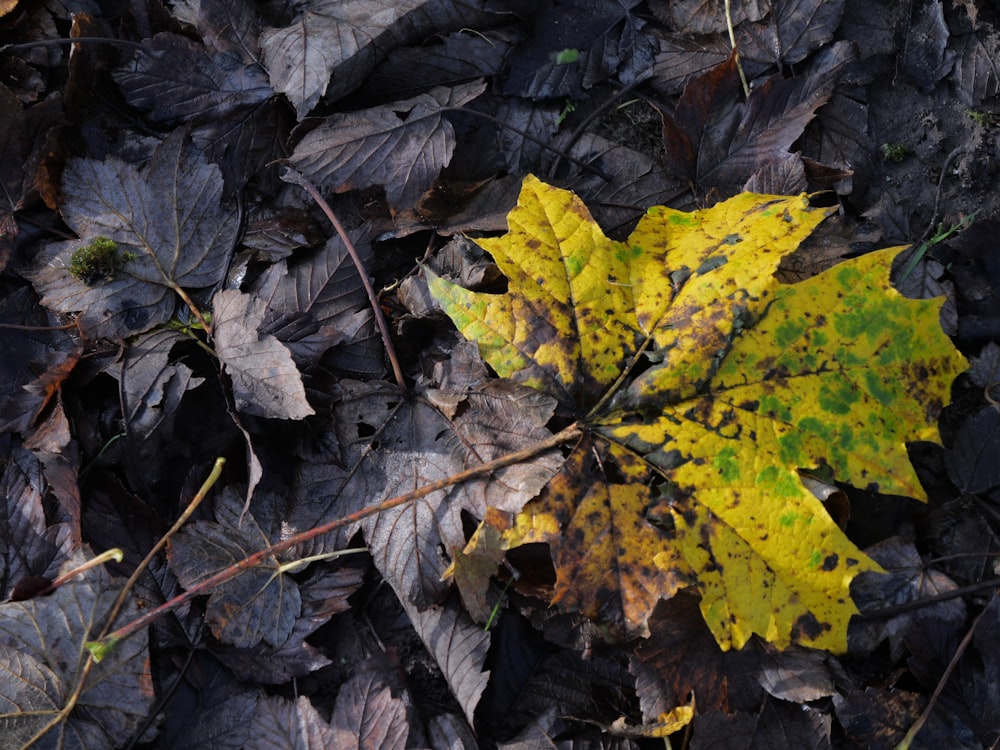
2, 0, 1000, 746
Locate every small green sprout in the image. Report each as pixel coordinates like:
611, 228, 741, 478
69, 236, 137, 284
880, 142, 910, 163
556, 100, 576, 126
553, 48, 580, 64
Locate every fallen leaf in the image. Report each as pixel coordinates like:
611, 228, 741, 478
0, 560, 153, 748
29, 129, 236, 339
168, 492, 302, 649
260, 0, 494, 118
290, 379, 560, 609
213, 289, 315, 420
253, 230, 380, 375
0, 437, 76, 599
289, 80, 486, 212
330, 669, 411, 750
401, 592, 490, 725
950, 29, 1000, 107
431, 176, 967, 649
737, 0, 845, 67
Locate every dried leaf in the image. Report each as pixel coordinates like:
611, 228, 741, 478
213, 289, 315, 420
247, 695, 336, 749
291, 380, 560, 609
289, 81, 486, 212
168, 492, 302, 648
253, 231, 379, 373
330, 670, 411, 750
401, 592, 490, 725
737, 0, 845, 67
0, 437, 76, 599
260, 0, 493, 117
114, 32, 271, 123
29, 129, 236, 339
0, 561, 153, 748
950, 29, 1000, 107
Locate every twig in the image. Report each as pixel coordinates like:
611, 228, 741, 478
0, 37, 148, 54
86, 423, 581, 658
858, 576, 1000, 619
724, 0, 750, 97
894, 604, 990, 750
917, 147, 966, 244
281, 169, 408, 393
19, 460, 226, 750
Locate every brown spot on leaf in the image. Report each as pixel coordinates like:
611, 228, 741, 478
791, 612, 830, 641
821, 554, 839, 571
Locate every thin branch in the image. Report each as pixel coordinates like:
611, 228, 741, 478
895, 604, 989, 750
19, 460, 226, 750
87, 423, 581, 658
282, 169, 408, 393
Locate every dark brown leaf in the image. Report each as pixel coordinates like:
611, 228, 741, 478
654, 0, 766, 35
737, 0, 845, 67
849, 536, 966, 659
331, 670, 411, 750
950, 29, 1000, 107
361, 27, 516, 102
254, 230, 380, 374
248, 695, 336, 749
289, 81, 486, 212
29, 130, 236, 339
900, 0, 955, 92
260, 0, 496, 118
291, 380, 559, 608
696, 42, 852, 193
690, 700, 831, 750
168, 490, 302, 648
114, 32, 271, 123
0, 437, 75, 600
213, 289, 315, 420
632, 593, 764, 717
0, 284, 80, 435
0, 560, 154, 748
401, 592, 490, 724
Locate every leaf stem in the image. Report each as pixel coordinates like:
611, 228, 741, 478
100, 457, 225, 639
724, 0, 750, 97
87, 424, 580, 654
282, 169, 408, 393
170, 283, 213, 336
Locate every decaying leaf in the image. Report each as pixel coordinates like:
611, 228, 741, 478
168, 492, 302, 648
28, 129, 236, 340
212, 289, 314, 421
0, 560, 153, 749
290, 379, 560, 609
289, 80, 486, 212
260, 0, 494, 118
430, 176, 967, 650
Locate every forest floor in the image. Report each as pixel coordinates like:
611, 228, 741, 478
2, 1, 1000, 749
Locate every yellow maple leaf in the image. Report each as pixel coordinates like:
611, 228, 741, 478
429, 176, 968, 651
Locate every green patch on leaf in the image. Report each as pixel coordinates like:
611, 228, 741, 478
432, 175, 968, 652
